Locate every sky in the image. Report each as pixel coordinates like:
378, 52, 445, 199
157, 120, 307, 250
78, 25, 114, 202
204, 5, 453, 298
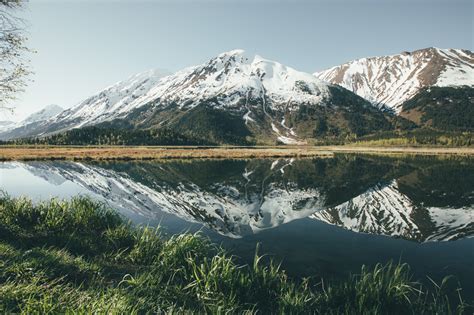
3, 0, 473, 121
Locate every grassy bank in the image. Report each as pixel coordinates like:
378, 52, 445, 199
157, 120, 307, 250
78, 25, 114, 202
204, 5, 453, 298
1, 145, 474, 161
0, 195, 471, 314
0, 146, 334, 161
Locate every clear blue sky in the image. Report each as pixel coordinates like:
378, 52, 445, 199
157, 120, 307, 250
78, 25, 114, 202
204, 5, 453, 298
6, 0, 473, 121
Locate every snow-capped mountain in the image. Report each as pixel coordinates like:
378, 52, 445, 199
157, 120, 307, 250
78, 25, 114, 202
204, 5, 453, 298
0, 50, 392, 144
136, 49, 330, 110
311, 180, 474, 242
120, 49, 337, 144
0, 104, 62, 132
314, 47, 474, 113
0, 104, 64, 138
0, 121, 15, 133
21, 104, 63, 125
50, 69, 169, 129
0, 70, 168, 140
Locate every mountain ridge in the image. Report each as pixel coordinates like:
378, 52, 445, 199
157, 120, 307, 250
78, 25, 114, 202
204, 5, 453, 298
2, 47, 471, 144
0, 104, 64, 136
21, 104, 63, 125
314, 47, 474, 113
1, 50, 397, 144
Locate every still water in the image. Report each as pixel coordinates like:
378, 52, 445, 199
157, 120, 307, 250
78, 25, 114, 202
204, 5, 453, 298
1, 155, 473, 295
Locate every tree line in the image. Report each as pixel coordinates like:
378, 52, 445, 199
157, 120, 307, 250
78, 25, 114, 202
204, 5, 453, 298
4, 126, 213, 146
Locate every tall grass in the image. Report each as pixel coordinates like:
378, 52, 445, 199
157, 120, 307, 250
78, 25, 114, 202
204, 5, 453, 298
0, 194, 471, 314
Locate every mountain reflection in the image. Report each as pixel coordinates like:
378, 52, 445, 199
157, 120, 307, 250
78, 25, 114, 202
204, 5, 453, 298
7, 155, 473, 241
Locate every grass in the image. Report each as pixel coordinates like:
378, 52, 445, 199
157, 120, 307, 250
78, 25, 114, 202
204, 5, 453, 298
0, 146, 335, 161
0, 194, 471, 314
0, 145, 473, 161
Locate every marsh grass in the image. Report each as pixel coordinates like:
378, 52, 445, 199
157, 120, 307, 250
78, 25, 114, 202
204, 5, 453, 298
0, 194, 471, 314
0, 146, 334, 162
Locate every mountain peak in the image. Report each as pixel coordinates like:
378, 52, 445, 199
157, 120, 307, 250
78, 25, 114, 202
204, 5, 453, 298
43, 104, 63, 112
315, 47, 473, 112
162, 50, 331, 111
217, 49, 247, 57
0, 50, 392, 144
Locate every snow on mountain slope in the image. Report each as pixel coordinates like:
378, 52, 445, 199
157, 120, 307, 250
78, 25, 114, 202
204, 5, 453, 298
0, 121, 15, 133
311, 180, 474, 242
314, 47, 474, 113
136, 49, 330, 112
21, 104, 63, 125
0, 105, 63, 134
126, 50, 332, 144
51, 69, 169, 129
0, 71, 170, 140
10, 50, 334, 143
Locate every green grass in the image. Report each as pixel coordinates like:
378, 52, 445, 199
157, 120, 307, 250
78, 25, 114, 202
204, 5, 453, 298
0, 194, 471, 314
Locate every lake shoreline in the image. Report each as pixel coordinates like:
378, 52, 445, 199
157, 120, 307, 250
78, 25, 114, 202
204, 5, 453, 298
0, 194, 469, 313
1, 145, 473, 161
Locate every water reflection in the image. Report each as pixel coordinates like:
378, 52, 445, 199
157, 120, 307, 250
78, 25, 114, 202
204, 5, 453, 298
2, 155, 472, 242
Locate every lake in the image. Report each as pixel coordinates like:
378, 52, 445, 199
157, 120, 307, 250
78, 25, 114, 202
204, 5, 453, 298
1, 154, 473, 296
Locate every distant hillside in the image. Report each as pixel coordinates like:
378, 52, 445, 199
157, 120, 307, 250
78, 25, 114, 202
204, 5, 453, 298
400, 86, 474, 132
8, 126, 211, 146
0, 104, 64, 139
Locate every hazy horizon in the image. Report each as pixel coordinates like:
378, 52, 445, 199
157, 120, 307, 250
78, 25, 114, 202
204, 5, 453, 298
3, 0, 473, 122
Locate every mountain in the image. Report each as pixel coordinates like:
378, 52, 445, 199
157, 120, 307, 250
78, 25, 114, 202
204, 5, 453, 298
0, 121, 15, 133
0, 70, 168, 140
1, 50, 396, 144
0, 104, 64, 139
113, 50, 399, 144
314, 48, 474, 113
21, 104, 63, 125
399, 86, 474, 131
46, 69, 170, 129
